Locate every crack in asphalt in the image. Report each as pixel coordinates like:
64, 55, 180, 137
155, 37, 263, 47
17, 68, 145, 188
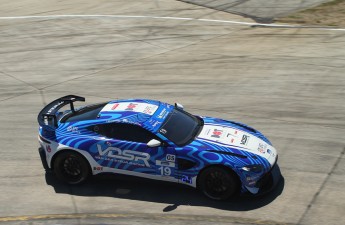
297, 146, 345, 225
33, 31, 239, 91
178, 0, 274, 23
189, 106, 345, 131
70, 195, 81, 225
39, 90, 47, 106
0, 70, 40, 91
0, 91, 35, 103
0, 23, 240, 108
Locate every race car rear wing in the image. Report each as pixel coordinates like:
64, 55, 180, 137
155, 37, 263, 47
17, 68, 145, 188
37, 95, 85, 128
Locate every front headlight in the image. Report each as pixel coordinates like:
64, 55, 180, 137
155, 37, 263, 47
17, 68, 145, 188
242, 164, 263, 173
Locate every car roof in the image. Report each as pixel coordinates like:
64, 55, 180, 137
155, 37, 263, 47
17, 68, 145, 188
98, 99, 171, 128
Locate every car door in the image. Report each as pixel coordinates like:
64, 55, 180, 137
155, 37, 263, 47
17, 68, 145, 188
151, 145, 178, 182
91, 122, 178, 182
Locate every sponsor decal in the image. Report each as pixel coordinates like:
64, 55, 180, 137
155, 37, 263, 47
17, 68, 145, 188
111, 103, 119, 110
226, 133, 236, 138
147, 119, 161, 128
102, 102, 158, 115
152, 121, 161, 128
156, 156, 176, 177
160, 128, 167, 134
226, 133, 235, 143
157, 108, 167, 119
240, 134, 249, 145
143, 106, 155, 115
120, 119, 142, 126
181, 175, 192, 184
166, 154, 176, 162
125, 103, 137, 111
93, 166, 103, 171
156, 160, 175, 167
67, 126, 79, 133
46, 145, 51, 153
211, 129, 223, 138
47, 101, 64, 114
257, 143, 267, 154
96, 144, 150, 167
267, 149, 276, 157
159, 166, 172, 176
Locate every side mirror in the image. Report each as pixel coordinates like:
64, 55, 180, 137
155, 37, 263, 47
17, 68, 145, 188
147, 139, 161, 148
175, 102, 184, 110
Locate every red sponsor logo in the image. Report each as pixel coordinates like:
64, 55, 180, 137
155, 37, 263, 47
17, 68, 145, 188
46, 145, 51, 153
143, 106, 153, 114
125, 103, 137, 111
211, 129, 223, 138
111, 103, 119, 110
93, 166, 103, 171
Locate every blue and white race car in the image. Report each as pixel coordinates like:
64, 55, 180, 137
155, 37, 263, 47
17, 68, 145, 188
38, 95, 281, 200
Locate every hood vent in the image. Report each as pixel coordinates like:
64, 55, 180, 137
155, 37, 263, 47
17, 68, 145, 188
230, 122, 257, 133
206, 150, 247, 159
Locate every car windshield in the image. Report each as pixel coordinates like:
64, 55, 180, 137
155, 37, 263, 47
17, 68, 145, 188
158, 108, 203, 146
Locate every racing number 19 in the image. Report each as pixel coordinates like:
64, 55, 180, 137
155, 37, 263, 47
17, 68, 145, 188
159, 166, 171, 176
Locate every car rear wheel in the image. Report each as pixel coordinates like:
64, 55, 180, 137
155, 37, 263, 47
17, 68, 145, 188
54, 151, 90, 184
198, 166, 239, 200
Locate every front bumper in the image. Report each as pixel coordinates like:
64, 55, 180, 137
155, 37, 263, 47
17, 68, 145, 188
244, 154, 281, 195
255, 162, 282, 195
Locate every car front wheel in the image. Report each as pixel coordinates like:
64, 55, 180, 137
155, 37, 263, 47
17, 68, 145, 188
54, 151, 90, 184
198, 166, 239, 200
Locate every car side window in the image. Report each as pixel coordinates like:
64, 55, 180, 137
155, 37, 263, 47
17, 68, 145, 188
92, 123, 160, 143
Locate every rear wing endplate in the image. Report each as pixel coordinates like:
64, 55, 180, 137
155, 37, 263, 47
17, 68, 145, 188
37, 95, 85, 128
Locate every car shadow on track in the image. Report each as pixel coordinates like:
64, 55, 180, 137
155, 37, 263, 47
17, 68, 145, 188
45, 168, 285, 212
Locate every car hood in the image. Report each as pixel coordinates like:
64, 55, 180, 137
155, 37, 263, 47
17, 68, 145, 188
195, 121, 277, 166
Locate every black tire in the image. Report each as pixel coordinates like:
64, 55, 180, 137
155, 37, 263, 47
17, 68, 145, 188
54, 151, 90, 184
198, 166, 239, 200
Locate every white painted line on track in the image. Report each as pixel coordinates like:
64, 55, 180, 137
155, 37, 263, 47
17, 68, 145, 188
0, 14, 345, 31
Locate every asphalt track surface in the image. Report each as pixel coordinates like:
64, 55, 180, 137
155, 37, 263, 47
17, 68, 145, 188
0, 0, 344, 224
179, 0, 330, 22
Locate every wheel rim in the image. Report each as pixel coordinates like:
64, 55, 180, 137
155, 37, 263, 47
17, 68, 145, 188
61, 155, 83, 181
204, 170, 231, 198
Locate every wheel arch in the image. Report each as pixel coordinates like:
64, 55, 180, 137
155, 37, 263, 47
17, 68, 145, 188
196, 164, 241, 190
51, 148, 92, 173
